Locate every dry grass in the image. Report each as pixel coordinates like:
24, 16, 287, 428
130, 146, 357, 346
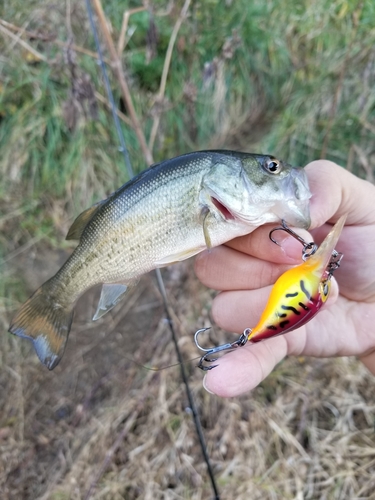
2, 251, 375, 499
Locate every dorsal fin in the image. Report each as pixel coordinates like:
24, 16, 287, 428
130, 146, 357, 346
66, 200, 104, 241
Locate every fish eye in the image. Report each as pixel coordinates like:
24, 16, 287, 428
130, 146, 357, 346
264, 158, 282, 174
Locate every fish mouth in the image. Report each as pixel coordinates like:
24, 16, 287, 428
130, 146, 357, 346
211, 196, 236, 220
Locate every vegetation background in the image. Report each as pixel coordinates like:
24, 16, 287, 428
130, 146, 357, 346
1, 0, 375, 498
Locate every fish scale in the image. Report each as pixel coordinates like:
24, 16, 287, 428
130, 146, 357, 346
9, 150, 311, 369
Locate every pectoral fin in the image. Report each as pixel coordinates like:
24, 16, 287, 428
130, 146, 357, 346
93, 283, 130, 321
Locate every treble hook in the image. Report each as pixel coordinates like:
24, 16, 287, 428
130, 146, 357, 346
327, 249, 344, 276
194, 328, 249, 371
269, 220, 318, 261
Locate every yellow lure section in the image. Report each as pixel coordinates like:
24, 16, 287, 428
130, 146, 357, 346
247, 214, 347, 342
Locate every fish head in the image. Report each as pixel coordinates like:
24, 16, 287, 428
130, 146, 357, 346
203, 153, 311, 230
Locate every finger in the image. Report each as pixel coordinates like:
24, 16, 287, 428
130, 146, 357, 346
306, 160, 375, 228
204, 284, 340, 398
211, 287, 272, 332
210, 279, 339, 334
203, 302, 348, 398
359, 350, 375, 377
225, 223, 312, 263
195, 246, 292, 291
195, 221, 315, 291
203, 335, 290, 397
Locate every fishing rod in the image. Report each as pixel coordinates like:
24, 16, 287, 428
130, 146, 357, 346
85, 1, 220, 498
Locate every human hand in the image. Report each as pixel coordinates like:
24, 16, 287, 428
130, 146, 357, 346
194, 160, 375, 397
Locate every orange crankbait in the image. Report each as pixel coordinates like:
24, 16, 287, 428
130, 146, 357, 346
195, 215, 346, 370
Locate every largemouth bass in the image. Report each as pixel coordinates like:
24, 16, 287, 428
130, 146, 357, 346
9, 150, 311, 370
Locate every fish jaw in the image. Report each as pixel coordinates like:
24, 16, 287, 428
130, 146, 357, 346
270, 167, 312, 229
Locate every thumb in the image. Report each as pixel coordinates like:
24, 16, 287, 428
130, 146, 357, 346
203, 334, 290, 397
307, 160, 375, 228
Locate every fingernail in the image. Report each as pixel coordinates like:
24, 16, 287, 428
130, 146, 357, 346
202, 375, 215, 394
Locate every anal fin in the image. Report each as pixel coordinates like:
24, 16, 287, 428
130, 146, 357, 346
93, 283, 129, 321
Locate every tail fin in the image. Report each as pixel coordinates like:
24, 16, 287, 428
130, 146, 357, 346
9, 282, 74, 370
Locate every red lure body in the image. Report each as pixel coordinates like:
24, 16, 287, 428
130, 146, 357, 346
195, 215, 346, 370
246, 215, 346, 342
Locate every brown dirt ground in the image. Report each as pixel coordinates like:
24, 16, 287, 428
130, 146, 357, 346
1, 246, 375, 500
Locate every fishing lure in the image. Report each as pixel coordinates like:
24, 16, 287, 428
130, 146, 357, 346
195, 214, 347, 370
